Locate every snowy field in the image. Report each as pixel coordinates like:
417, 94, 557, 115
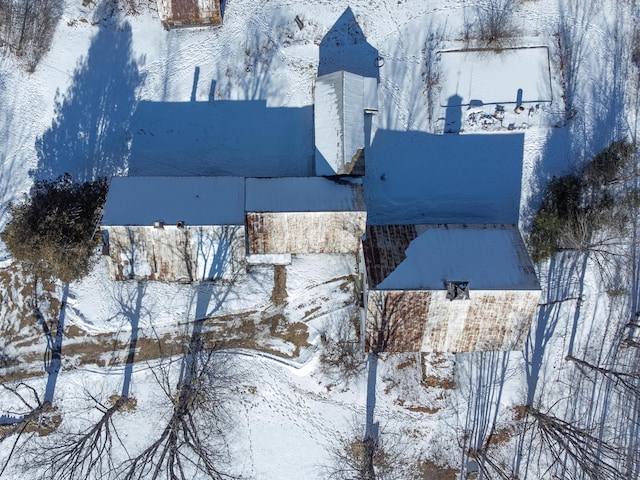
438, 47, 553, 107
1, 0, 640, 479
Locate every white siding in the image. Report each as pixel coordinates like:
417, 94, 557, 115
104, 225, 245, 282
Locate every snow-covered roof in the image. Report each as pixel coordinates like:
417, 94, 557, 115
245, 177, 366, 213
101, 176, 245, 226
365, 130, 524, 225
314, 71, 377, 176
363, 224, 539, 291
438, 47, 552, 106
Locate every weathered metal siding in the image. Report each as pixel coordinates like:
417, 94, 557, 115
366, 289, 539, 353
366, 290, 430, 352
362, 224, 418, 288
104, 225, 245, 282
247, 211, 366, 255
157, 0, 222, 29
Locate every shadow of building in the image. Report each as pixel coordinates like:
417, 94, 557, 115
128, 99, 313, 177
317, 7, 380, 81
444, 94, 463, 134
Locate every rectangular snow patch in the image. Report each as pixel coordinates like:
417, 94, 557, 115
438, 47, 552, 107
246, 254, 292, 265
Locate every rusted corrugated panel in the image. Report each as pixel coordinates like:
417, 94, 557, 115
362, 225, 418, 288
421, 290, 540, 352
157, 0, 222, 28
365, 289, 539, 353
104, 225, 245, 282
247, 212, 366, 255
365, 290, 430, 353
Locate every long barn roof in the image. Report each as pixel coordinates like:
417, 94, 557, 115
102, 176, 366, 226
363, 224, 540, 291
101, 176, 245, 226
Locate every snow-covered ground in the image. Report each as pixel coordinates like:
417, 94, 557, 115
1, 0, 639, 478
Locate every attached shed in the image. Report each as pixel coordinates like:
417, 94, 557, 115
245, 177, 367, 255
101, 176, 245, 282
362, 224, 540, 353
314, 70, 378, 176
156, 0, 222, 29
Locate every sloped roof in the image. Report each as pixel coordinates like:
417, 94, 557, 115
365, 129, 524, 225
363, 224, 539, 291
245, 177, 366, 213
101, 176, 245, 226
314, 71, 377, 176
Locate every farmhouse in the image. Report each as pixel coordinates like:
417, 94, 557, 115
101, 176, 367, 281
362, 224, 540, 353
314, 71, 378, 176
156, 0, 222, 29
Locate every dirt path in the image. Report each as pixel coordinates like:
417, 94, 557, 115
0, 266, 342, 383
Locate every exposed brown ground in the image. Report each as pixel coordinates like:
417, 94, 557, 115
419, 459, 459, 480
0, 264, 326, 383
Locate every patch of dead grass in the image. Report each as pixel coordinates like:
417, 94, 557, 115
271, 265, 287, 305
419, 459, 459, 480
109, 395, 137, 411
422, 375, 455, 390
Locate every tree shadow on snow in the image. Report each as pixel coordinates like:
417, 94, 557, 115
32, 3, 145, 183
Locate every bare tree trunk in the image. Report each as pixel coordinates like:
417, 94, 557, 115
525, 406, 625, 480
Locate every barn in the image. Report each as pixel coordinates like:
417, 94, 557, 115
101, 176, 367, 281
245, 177, 367, 256
362, 224, 540, 353
101, 176, 246, 282
314, 70, 378, 176
156, 0, 222, 29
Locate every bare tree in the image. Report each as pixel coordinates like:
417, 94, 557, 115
324, 421, 418, 480
0, 381, 59, 477
566, 354, 640, 397
27, 393, 132, 480
524, 405, 625, 480
0, 0, 64, 70
472, 0, 519, 48
319, 312, 366, 385
24, 283, 145, 480
119, 329, 241, 480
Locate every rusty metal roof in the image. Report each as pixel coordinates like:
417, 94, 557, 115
363, 224, 539, 291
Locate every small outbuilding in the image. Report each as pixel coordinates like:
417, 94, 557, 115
362, 224, 540, 353
156, 0, 222, 29
314, 71, 378, 176
245, 177, 367, 256
101, 176, 245, 282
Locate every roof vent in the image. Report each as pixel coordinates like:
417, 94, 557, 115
446, 281, 470, 301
